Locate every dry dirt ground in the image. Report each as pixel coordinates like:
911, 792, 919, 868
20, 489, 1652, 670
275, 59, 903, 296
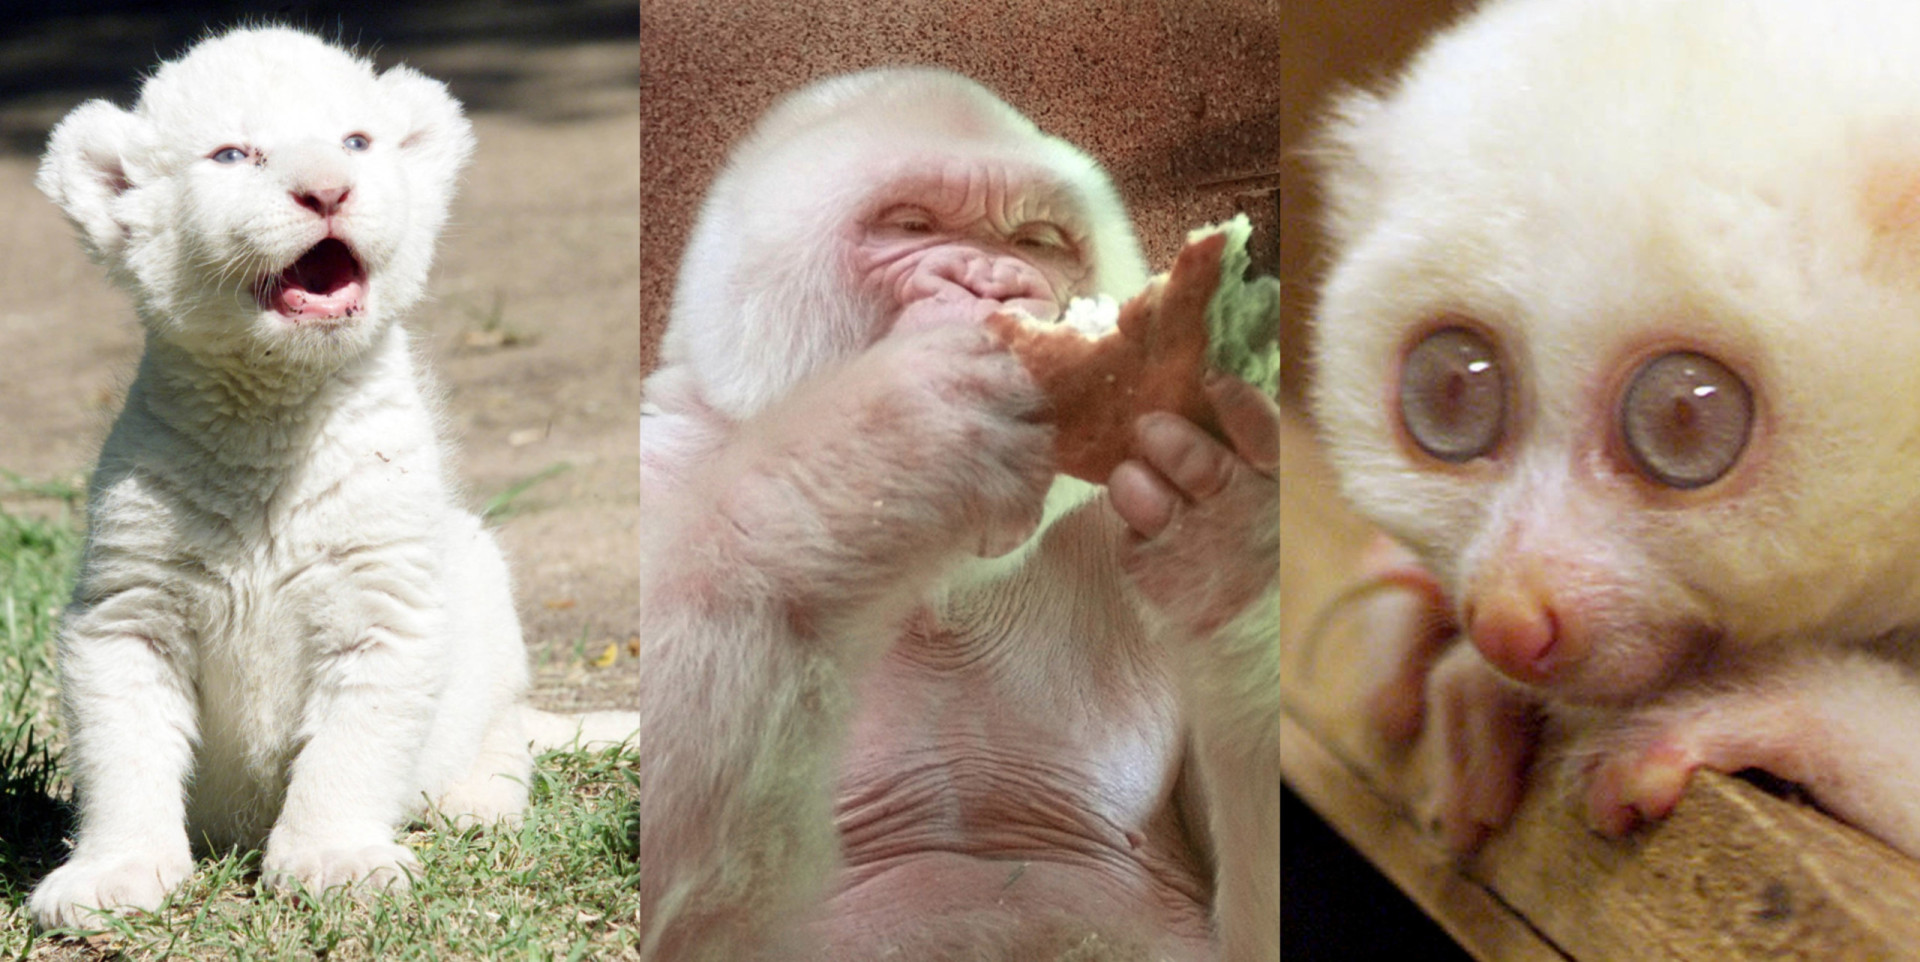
0, 3, 638, 715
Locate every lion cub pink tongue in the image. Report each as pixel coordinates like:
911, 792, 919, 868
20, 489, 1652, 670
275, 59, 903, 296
269, 238, 366, 320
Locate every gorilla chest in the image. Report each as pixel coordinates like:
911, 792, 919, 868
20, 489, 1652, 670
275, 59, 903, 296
828, 612, 1211, 947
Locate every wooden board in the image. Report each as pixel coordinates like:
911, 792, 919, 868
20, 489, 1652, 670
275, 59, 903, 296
1279, 407, 1920, 961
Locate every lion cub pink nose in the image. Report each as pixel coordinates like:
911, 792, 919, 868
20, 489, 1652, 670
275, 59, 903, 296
294, 185, 350, 217
1465, 587, 1564, 685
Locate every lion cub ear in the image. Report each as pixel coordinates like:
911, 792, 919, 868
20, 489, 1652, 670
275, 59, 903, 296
37, 100, 145, 264
378, 66, 477, 189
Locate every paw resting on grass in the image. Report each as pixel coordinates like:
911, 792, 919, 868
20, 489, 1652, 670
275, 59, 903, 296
433, 779, 532, 831
261, 837, 420, 896
28, 847, 194, 929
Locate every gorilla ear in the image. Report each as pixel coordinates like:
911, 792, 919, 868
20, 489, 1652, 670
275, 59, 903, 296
379, 65, 476, 186
37, 100, 144, 263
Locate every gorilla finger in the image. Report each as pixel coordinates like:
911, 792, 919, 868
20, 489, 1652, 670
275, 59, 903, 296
1204, 374, 1280, 475
1108, 459, 1181, 539
1133, 413, 1235, 502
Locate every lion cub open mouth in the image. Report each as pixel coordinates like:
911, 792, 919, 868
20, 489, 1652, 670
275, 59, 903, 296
257, 237, 367, 322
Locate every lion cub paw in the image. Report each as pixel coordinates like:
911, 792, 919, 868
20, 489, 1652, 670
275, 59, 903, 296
262, 839, 420, 896
433, 778, 530, 831
28, 848, 193, 929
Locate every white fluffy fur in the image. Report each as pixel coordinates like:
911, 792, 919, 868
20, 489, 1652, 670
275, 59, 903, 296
27, 27, 633, 929
1313, 0, 1920, 857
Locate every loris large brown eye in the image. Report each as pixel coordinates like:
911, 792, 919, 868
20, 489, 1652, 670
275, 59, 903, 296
1620, 351, 1752, 489
1399, 326, 1505, 462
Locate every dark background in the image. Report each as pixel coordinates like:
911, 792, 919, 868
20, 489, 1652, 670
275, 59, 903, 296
0, 0, 638, 156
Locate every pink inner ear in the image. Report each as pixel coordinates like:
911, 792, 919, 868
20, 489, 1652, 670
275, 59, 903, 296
88, 152, 130, 195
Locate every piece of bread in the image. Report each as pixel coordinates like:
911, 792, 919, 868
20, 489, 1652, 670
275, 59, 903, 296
990, 215, 1280, 483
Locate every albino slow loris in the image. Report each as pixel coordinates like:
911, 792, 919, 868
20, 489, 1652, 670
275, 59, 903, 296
1312, 0, 1920, 856
641, 69, 1278, 961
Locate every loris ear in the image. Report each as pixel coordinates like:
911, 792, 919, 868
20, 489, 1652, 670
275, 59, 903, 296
37, 100, 144, 264
1851, 126, 1920, 282
379, 66, 476, 189
1310, 88, 1388, 249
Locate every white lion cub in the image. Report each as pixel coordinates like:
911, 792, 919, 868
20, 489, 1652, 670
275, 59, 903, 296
27, 27, 632, 928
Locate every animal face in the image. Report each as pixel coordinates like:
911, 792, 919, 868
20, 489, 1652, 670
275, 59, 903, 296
660, 68, 1147, 422
39, 27, 474, 367
1311, 0, 1920, 702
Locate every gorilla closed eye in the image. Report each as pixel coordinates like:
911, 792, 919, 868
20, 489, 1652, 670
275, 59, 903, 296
1012, 222, 1068, 251
875, 204, 937, 233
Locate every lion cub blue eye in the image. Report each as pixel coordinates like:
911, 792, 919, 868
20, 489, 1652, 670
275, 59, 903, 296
211, 147, 247, 164
343, 134, 371, 151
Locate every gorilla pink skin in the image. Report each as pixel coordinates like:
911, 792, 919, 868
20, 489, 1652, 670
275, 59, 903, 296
641, 69, 1278, 961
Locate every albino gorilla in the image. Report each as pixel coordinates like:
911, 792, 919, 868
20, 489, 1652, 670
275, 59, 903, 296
640, 69, 1279, 962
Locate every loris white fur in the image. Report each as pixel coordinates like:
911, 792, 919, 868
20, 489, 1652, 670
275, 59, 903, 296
26, 27, 633, 929
1313, 0, 1920, 857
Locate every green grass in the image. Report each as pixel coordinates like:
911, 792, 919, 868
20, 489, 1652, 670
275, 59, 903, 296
0, 490, 638, 960
481, 463, 575, 522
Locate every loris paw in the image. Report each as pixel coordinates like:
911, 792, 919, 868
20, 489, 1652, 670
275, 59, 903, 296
1575, 683, 1820, 839
1418, 644, 1542, 853
1352, 533, 1456, 745
262, 838, 419, 896
28, 847, 193, 929
1583, 732, 1699, 837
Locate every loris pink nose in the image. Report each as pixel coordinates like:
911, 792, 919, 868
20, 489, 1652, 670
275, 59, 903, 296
1464, 587, 1568, 685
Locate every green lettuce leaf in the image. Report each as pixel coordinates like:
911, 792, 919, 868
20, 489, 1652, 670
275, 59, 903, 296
1199, 214, 1280, 394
